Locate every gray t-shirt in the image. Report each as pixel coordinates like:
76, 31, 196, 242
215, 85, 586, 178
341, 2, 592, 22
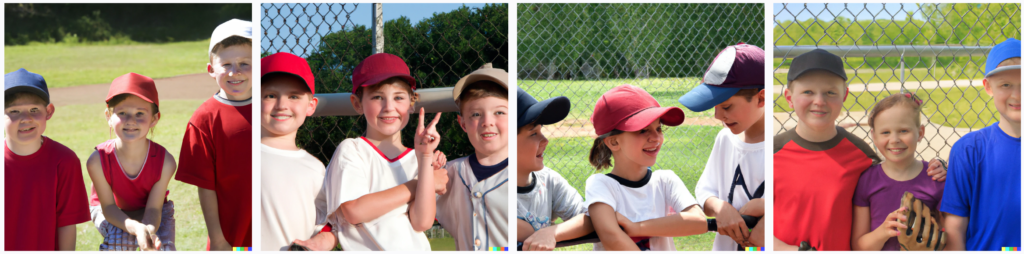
516, 168, 586, 230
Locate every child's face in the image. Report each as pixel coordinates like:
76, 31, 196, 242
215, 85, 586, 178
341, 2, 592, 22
613, 119, 664, 168
984, 67, 1021, 124
458, 96, 509, 156
354, 82, 414, 138
714, 90, 765, 134
785, 71, 847, 131
107, 95, 159, 142
4, 97, 51, 146
261, 76, 317, 138
208, 44, 253, 101
870, 104, 924, 164
517, 124, 548, 173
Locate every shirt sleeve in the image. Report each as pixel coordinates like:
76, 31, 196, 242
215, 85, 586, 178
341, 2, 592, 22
55, 152, 90, 227
939, 138, 976, 217
549, 170, 586, 221
696, 131, 729, 208
852, 168, 872, 207
662, 172, 699, 213
584, 175, 617, 215
323, 139, 370, 227
175, 121, 217, 190
314, 166, 329, 233
434, 160, 460, 229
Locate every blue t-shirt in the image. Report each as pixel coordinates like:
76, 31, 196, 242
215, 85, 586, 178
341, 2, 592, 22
940, 123, 1021, 250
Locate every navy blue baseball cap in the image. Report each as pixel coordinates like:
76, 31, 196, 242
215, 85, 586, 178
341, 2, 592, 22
985, 38, 1021, 78
517, 87, 570, 129
678, 43, 765, 112
5, 68, 50, 105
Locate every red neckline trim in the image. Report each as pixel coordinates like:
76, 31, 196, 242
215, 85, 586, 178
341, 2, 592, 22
360, 136, 413, 163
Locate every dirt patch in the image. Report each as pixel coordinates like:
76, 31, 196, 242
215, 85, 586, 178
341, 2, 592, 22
48, 73, 219, 106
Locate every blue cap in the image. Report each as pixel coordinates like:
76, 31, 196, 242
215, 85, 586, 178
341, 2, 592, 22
985, 38, 1021, 78
4, 68, 50, 105
517, 87, 570, 128
679, 44, 764, 112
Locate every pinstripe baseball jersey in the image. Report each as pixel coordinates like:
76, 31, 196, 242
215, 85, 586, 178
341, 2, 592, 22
436, 156, 509, 251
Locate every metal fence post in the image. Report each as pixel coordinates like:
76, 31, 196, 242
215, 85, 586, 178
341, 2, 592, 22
372, 3, 384, 54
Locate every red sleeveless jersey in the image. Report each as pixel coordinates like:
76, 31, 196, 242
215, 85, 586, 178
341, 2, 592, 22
89, 140, 168, 211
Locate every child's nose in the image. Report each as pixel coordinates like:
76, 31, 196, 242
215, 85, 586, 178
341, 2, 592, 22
714, 107, 726, 121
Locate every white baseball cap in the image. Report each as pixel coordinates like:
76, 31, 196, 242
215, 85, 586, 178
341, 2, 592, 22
209, 19, 253, 54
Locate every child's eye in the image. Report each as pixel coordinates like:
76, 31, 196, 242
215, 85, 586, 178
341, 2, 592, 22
289, 95, 300, 99
802, 90, 812, 94
394, 96, 405, 101
471, 113, 481, 117
495, 111, 506, 115
827, 91, 837, 95
265, 94, 276, 99
722, 105, 731, 110
136, 112, 145, 117
371, 96, 383, 100
1002, 83, 1011, 88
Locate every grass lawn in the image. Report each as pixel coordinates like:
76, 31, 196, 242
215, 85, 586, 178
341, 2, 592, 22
518, 78, 717, 122
771, 68, 986, 86
5, 40, 210, 88
44, 99, 208, 250
428, 237, 458, 251
773, 87, 998, 129
545, 125, 723, 251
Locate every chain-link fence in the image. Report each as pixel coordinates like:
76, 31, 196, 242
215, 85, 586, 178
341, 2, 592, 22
261, 3, 508, 248
774, 3, 1021, 161
518, 3, 764, 250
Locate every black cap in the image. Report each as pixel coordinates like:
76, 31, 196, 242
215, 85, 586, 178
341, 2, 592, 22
787, 49, 847, 82
517, 87, 570, 128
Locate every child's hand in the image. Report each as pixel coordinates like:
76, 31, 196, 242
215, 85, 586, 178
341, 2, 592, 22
522, 226, 557, 251
431, 150, 447, 170
127, 220, 159, 251
874, 207, 908, 237
414, 108, 442, 158
926, 158, 947, 181
743, 218, 765, 247
715, 204, 750, 245
433, 164, 449, 195
614, 212, 640, 236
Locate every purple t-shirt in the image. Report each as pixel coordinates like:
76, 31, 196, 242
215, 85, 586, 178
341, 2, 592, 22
853, 161, 944, 251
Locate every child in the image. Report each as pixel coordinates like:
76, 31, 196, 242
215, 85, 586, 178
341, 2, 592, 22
434, 64, 511, 251
774, 49, 947, 250
941, 38, 1021, 251
516, 87, 595, 251
322, 53, 445, 251
850, 93, 943, 251
678, 43, 766, 250
174, 19, 253, 250
4, 68, 90, 250
585, 84, 709, 251
87, 73, 178, 251
258, 52, 329, 251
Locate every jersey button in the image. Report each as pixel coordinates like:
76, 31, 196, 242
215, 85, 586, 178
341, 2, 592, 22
475, 239, 481, 246
473, 191, 482, 198
473, 212, 478, 217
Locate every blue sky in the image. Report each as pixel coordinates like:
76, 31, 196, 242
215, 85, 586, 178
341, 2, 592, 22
261, 3, 492, 56
774, 3, 936, 22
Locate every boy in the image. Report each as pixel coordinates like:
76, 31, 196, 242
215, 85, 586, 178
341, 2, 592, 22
773, 49, 946, 250
175, 19, 253, 250
516, 87, 596, 251
941, 38, 1021, 251
4, 68, 91, 250
678, 43, 766, 250
259, 52, 329, 251
435, 63, 510, 251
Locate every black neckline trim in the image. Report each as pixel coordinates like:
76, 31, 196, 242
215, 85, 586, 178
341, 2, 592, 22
606, 169, 653, 188
517, 172, 537, 194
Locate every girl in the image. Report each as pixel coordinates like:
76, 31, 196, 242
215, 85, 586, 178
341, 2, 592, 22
87, 73, 177, 251
584, 84, 710, 251
851, 93, 945, 251
322, 53, 447, 251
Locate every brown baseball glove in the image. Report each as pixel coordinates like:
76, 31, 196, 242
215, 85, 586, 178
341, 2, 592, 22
897, 192, 946, 251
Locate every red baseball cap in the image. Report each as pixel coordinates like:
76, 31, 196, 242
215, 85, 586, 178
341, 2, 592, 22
592, 84, 684, 136
107, 73, 159, 107
262, 52, 315, 95
352, 53, 416, 93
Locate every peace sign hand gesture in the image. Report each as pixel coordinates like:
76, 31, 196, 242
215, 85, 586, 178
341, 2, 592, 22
414, 107, 442, 158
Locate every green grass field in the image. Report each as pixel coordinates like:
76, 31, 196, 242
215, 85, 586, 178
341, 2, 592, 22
5, 40, 210, 88
771, 68, 986, 86
773, 87, 998, 129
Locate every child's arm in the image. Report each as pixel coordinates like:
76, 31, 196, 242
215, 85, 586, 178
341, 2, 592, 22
57, 225, 76, 250
522, 214, 594, 251
517, 219, 534, 242
198, 187, 231, 250
774, 237, 799, 251
337, 181, 419, 225
738, 198, 764, 217
86, 151, 154, 247
134, 152, 177, 250
617, 204, 708, 237
942, 213, 968, 250
589, 203, 640, 251
851, 206, 906, 250
407, 109, 442, 231
704, 197, 749, 244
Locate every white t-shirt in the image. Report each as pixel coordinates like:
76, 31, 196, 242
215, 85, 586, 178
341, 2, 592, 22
695, 128, 765, 251
584, 170, 699, 251
323, 137, 430, 251
436, 156, 509, 251
517, 168, 586, 230
260, 144, 328, 251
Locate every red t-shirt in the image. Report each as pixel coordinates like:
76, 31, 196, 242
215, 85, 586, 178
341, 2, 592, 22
773, 127, 879, 251
5, 137, 90, 250
88, 139, 169, 211
175, 95, 252, 248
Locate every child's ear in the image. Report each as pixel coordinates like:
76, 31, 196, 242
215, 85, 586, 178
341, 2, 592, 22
350, 94, 363, 115
150, 112, 161, 127
757, 89, 766, 108
457, 114, 468, 132
207, 63, 215, 77
603, 135, 620, 152
306, 97, 319, 117
918, 124, 926, 142
783, 88, 794, 109
45, 104, 56, 120
842, 87, 850, 102
982, 78, 994, 96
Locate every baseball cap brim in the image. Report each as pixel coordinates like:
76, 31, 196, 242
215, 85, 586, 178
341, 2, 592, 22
985, 65, 1021, 78
264, 71, 314, 93
520, 96, 570, 128
678, 83, 753, 112
453, 69, 509, 101
107, 91, 157, 106
788, 67, 847, 82
357, 73, 417, 92
5, 86, 50, 105
616, 106, 685, 132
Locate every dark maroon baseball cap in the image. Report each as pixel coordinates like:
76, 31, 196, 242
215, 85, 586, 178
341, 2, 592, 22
261, 52, 315, 95
352, 53, 416, 93
678, 43, 765, 112
592, 84, 685, 136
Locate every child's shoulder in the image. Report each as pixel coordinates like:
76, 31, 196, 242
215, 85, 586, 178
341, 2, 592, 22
42, 137, 79, 160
